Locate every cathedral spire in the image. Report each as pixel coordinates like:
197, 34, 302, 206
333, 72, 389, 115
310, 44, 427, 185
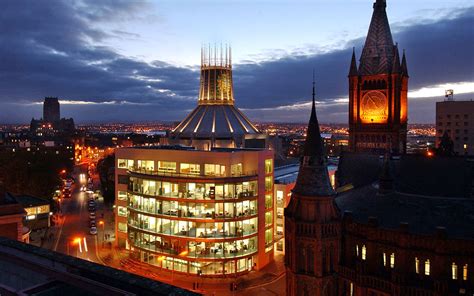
401, 49, 409, 76
292, 74, 335, 197
359, 0, 395, 75
349, 47, 358, 76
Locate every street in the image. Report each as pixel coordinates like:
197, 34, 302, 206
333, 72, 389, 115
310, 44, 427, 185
52, 165, 107, 264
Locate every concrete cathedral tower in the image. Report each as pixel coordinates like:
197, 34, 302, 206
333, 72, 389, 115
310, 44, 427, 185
285, 77, 341, 296
169, 45, 259, 150
348, 0, 408, 154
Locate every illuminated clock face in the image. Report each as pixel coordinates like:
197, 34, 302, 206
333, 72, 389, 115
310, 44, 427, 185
360, 91, 388, 123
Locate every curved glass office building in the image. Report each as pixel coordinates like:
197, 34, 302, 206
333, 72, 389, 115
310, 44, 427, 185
115, 146, 274, 276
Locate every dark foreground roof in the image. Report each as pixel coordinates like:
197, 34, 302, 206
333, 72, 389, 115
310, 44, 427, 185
0, 237, 199, 296
13, 193, 50, 207
336, 184, 474, 240
337, 152, 474, 198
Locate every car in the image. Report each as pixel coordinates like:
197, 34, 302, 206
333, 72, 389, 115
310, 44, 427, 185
90, 220, 96, 227
89, 212, 96, 219
88, 200, 96, 206
90, 227, 98, 235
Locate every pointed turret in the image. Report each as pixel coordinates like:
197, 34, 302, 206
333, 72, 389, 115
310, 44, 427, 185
391, 45, 401, 74
401, 49, 409, 76
349, 47, 358, 76
292, 75, 335, 197
359, 0, 395, 75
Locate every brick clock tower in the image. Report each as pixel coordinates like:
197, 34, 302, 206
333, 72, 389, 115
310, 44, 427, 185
285, 80, 341, 296
349, 0, 408, 154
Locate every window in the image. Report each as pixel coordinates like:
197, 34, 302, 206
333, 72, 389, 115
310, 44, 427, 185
265, 176, 273, 192
265, 194, 273, 209
204, 164, 226, 176
118, 159, 134, 169
265, 159, 273, 174
350, 282, 354, 296
265, 229, 273, 249
180, 163, 200, 175
355, 245, 359, 257
118, 206, 127, 217
158, 161, 176, 172
117, 191, 127, 201
231, 163, 242, 176
415, 257, 420, 274
265, 211, 273, 226
390, 253, 395, 268
118, 222, 127, 233
463, 264, 468, 281
452, 262, 458, 280
118, 175, 129, 185
383, 253, 387, 266
425, 259, 430, 276
361, 245, 366, 260
137, 160, 154, 170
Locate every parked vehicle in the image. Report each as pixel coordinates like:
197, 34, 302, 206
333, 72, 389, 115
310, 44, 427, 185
90, 227, 98, 235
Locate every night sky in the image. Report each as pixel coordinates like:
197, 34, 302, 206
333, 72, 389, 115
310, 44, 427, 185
0, 0, 473, 124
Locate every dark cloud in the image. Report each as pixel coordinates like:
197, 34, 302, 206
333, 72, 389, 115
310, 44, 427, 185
0, 1, 472, 124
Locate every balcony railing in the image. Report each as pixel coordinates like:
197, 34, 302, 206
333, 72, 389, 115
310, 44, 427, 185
128, 167, 258, 179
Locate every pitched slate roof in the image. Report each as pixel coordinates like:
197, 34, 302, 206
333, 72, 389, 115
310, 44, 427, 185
359, 0, 396, 75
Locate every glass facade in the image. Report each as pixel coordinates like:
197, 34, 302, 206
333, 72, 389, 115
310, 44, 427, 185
127, 175, 260, 275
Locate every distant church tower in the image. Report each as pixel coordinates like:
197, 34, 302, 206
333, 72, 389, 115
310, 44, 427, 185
285, 78, 341, 296
349, 0, 408, 154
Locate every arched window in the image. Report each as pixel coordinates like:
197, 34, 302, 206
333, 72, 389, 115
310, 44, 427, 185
463, 264, 468, 281
361, 245, 367, 260
425, 259, 430, 276
452, 262, 458, 280
390, 253, 395, 268
415, 257, 420, 274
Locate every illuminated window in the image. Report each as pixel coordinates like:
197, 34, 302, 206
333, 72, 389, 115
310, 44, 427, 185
265, 194, 273, 209
231, 163, 242, 176
158, 161, 176, 172
265, 211, 273, 226
204, 164, 225, 176
117, 206, 127, 217
118, 159, 134, 169
118, 222, 127, 233
355, 245, 359, 257
180, 163, 200, 175
463, 264, 468, 281
117, 191, 127, 201
350, 282, 354, 296
137, 160, 154, 170
265, 159, 273, 174
383, 252, 387, 266
415, 257, 420, 274
265, 176, 273, 191
361, 245, 366, 260
452, 262, 458, 280
425, 259, 430, 276
390, 253, 395, 268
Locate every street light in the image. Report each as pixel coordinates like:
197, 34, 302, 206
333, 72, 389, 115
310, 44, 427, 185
99, 220, 105, 246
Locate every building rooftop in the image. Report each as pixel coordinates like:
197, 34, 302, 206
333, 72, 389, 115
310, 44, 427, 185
126, 145, 265, 153
12, 193, 49, 208
274, 164, 299, 184
337, 152, 474, 198
0, 237, 199, 296
336, 184, 474, 240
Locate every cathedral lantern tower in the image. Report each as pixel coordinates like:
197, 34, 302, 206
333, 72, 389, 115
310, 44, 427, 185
349, 0, 408, 154
285, 78, 341, 296
169, 45, 259, 150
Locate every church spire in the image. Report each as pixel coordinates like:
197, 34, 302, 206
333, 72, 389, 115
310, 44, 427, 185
391, 44, 401, 74
349, 47, 358, 76
401, 49, 409, 76
359, 0, 395, 75
292, 73, 335, 197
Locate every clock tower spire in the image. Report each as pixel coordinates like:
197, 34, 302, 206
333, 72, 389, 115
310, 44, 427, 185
348, 0, 408, 154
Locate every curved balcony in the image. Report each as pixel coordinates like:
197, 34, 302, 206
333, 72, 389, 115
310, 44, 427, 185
127, 220, 258, 241
128, 167, 257, 181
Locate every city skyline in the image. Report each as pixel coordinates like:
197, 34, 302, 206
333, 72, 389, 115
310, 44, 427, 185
0, 0, 473, 124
